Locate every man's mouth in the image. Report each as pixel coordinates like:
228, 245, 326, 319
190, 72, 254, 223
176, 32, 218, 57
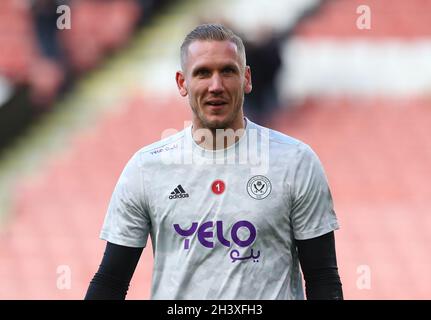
205, 99, 228, 107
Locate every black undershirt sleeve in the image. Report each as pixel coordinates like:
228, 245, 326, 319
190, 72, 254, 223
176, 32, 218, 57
84, 242, 143, 300
296, 231, 344, 300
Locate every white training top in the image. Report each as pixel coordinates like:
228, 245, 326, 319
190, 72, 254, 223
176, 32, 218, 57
100, 118, 340, 299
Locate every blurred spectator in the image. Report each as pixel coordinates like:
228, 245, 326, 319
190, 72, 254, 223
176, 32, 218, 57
243, 27, 283, 126
31, 0, 65, 60
29, 0, 69, 110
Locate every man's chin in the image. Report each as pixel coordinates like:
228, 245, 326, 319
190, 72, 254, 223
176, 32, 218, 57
202, 116, 230, 130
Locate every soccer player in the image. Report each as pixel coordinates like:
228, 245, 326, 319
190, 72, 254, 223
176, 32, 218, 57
85, 24, 343, 300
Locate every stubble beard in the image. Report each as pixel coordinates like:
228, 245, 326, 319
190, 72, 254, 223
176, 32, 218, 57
191, 95, 244, 131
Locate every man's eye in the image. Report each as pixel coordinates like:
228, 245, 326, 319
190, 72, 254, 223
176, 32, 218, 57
196, 70, 210, 77
222, 68, 235, 74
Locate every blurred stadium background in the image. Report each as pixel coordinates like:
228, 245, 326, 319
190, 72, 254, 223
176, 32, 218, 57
0, 0, 430, 299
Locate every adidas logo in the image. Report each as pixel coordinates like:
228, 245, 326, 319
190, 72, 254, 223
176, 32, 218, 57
169, 185, 189, 199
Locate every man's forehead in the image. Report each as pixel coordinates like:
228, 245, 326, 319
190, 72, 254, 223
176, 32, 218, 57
186, 40, 241, 66
188, 40, 239, 54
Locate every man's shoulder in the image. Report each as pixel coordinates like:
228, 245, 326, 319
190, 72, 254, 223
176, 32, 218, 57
253, 122, 311, 154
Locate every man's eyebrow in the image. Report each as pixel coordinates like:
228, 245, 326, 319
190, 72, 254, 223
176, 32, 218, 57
192, 63, 240, 75
221, 63, 240, 71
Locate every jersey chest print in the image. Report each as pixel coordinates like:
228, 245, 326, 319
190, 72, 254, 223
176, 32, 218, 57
173, 220, 260, 263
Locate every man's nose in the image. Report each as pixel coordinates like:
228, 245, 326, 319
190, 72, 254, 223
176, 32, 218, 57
208, 73, 224, 94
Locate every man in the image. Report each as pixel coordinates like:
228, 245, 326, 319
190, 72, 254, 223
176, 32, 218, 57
85, 24, 343, 300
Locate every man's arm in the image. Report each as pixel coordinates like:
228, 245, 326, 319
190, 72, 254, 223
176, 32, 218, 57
296, 231, 343, 300
84, 242, 143, 300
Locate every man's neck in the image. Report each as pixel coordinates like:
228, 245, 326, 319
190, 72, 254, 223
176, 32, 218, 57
192, 118, 247, 150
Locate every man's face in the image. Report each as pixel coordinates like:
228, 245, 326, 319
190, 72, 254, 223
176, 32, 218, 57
176, 40, 252, 130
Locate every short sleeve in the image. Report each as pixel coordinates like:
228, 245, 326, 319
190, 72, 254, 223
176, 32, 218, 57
291, 145, 339, 240
100, 152, 151, 248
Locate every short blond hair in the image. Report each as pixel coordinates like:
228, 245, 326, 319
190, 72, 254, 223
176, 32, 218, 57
180, 23, 246, 70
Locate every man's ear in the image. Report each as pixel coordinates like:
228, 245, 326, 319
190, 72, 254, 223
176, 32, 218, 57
176, 71, 188, 97
244, 66, 252, 94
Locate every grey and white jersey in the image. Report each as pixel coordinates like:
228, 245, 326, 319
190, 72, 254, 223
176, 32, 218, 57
100, 118, 339, 299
